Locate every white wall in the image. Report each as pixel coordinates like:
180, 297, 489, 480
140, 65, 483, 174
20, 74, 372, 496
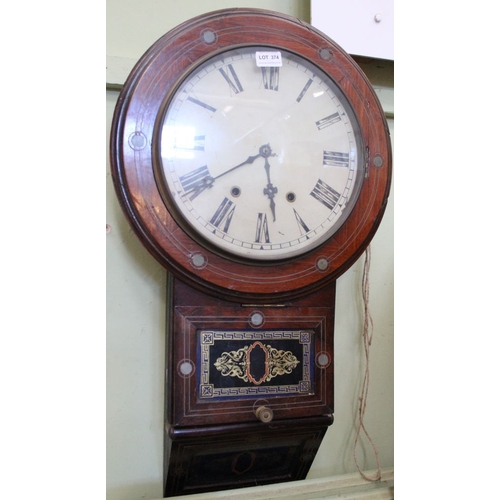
106, 2, 393, 499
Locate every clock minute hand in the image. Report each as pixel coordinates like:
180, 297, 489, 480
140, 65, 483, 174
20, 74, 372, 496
183, 153, 261, 199
213, 153, 261, 181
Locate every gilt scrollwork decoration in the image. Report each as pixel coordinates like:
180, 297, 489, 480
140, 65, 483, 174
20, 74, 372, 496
214, 340, 300, 385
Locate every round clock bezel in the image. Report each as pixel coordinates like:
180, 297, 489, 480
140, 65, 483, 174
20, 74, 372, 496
110, 8, 392, 302
151, 43, 367, 266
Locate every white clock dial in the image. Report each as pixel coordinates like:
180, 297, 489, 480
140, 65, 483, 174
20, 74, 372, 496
159, 46, 364, 261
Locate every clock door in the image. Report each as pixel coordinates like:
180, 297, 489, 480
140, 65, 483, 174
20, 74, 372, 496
166, 278, 335, 428
164, 415, 332, 497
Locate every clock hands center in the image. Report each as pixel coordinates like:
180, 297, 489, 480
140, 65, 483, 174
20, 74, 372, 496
184, 144, 278, 222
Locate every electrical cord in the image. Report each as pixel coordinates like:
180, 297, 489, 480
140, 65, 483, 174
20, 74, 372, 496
353, 245, 382, 482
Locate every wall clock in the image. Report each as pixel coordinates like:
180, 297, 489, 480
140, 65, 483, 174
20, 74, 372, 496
110, 8, 391, 497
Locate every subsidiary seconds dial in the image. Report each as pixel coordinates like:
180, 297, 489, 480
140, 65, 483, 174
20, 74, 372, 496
157, 46, 364, 261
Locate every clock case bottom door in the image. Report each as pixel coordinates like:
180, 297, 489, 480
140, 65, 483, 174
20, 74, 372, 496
163, 414, 333, 497
164, 276, 337, 496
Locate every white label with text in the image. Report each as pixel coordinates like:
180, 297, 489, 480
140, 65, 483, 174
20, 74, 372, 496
255, 51, 282, 67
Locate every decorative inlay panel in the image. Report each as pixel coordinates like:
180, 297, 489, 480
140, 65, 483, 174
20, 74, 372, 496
199, 330, 313, 399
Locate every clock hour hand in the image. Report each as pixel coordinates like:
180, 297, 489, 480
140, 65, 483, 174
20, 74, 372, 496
263, 157, 278, 222
260, 144, 278, 222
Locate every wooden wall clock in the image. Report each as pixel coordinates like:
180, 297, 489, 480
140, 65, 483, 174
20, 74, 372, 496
110, 8, 391, 497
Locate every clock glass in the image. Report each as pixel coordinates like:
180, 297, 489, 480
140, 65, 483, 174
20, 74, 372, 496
157, 46, 364, 261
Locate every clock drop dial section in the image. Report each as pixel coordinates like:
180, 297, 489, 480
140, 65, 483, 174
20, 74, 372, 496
159, 46, 364, 261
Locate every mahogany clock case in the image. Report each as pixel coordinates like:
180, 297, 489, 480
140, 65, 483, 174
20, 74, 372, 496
109, 7, 392, 498
110, 8, 392, 303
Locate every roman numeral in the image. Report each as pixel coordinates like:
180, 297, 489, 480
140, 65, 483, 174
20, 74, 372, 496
187, 96, 217, 113
315, 112, 341, 130
296, 78, 313, 102
219, 64, 244, 94
179, 165, 214, 200
293, 209, 310, 236
255, 213, 270, 243
261, 67, 279, 91
191, 135, 206, 151
174, 135, 205, 152
210, 197, 235, 233
310, 179, 341, 210
323, 150, 349, 167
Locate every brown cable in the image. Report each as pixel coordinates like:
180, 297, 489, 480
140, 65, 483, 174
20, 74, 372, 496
353, 245, 382, 482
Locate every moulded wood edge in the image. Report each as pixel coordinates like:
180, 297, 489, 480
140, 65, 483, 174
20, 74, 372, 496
154, 467, 394, 499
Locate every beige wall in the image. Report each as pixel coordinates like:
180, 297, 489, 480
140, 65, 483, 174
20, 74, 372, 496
106, 2, 393, 499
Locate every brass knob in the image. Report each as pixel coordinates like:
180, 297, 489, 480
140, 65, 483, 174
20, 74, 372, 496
255, 406, 273, 423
